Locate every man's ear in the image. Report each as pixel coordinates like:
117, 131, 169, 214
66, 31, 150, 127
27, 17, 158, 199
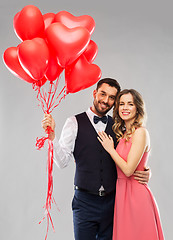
93, 89, 97, 98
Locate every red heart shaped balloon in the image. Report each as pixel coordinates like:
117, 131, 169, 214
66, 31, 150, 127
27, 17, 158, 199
46, 22, 90, 68
45, 50, 64, 81
83, 40, 98, 63
65, 55, 102, 93
43, 13, 55, 30
54, 11, 95, 35
13, 5, 45, 41
18, 38, 50, 80
3, 47, 35, 83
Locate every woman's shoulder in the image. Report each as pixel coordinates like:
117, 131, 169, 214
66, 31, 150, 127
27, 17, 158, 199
135, 126, 148, 134
132, 127, 149, 141
132, 127, 150, 149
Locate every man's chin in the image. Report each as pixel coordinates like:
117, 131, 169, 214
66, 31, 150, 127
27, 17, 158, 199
93, 103, 112, 116
99, 108, 110, 115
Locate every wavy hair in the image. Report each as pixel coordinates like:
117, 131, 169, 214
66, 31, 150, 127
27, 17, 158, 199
112, 89, 147, 141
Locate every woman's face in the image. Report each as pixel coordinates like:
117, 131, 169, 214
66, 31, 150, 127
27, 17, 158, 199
118, 93, 137, 123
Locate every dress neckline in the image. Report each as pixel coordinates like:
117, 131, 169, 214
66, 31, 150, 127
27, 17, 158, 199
120, 136, 150, 154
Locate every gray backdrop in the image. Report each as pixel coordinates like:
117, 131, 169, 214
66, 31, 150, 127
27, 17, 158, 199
1, 0, 172, 239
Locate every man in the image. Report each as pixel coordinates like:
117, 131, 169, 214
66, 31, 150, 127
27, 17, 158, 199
42, 78, 149, 240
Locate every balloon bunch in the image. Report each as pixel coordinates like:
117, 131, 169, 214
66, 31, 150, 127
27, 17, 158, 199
3, 5, 101, 240
3, 5, 101, 95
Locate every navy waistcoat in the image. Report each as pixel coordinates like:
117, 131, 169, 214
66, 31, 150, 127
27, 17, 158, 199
73, 112, 117, 193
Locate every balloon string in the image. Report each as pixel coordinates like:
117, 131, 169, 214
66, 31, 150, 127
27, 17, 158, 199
36, 127, 58, 240
36, 126, 52, 149
41, 88, 48, 110
36, 136, 48, 149
47, 79, 59, 110
33, 77, 67, 240
49, 86, 67, 113
47, 82, 54, 109
32, 78, 67, 114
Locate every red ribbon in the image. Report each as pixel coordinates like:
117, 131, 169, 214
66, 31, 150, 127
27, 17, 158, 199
34, 79, 66, 240
36, 127, 60, 240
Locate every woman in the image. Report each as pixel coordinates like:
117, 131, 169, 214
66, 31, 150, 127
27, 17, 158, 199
98, 89, 164, 240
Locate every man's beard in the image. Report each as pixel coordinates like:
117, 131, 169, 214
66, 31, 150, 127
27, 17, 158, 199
93, 100, 112, 116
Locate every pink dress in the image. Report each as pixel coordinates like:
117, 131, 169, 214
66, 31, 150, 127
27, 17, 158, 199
113, 138, 164, 240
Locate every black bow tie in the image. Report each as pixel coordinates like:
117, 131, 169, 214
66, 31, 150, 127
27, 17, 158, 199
93, 115, 108, 124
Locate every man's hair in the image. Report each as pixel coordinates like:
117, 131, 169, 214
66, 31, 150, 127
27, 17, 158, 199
96, 78, 121, 93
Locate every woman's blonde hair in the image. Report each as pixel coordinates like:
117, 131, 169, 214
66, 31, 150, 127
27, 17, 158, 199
112, 89, 147, 141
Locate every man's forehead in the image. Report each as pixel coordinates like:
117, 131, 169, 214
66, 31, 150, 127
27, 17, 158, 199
98, 83, 117, 95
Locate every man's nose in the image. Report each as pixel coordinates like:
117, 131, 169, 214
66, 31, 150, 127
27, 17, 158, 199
103, 96, 109, 103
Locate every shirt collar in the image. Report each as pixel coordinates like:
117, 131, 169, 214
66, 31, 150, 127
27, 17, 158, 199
86, 107, 108, 122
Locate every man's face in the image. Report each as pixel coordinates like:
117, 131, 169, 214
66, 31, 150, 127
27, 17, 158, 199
92, 83, 118, 116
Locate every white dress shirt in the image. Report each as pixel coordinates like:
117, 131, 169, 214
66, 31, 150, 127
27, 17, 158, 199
53, 108, 108, 169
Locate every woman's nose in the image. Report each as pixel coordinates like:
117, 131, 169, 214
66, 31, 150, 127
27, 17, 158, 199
123, 104, 128, 109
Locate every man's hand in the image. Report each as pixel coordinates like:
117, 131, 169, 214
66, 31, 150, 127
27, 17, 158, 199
42, 114, 55, 141
133, 168, 151, 184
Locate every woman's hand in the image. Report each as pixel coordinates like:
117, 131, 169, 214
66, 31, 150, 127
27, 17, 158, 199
42, 114, 55, 141
97, 131, 114, 153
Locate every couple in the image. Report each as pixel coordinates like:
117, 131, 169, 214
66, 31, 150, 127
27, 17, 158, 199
42, 78, 164, 240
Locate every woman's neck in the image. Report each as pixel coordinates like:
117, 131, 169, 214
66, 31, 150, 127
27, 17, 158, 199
124, 121, 133, 132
